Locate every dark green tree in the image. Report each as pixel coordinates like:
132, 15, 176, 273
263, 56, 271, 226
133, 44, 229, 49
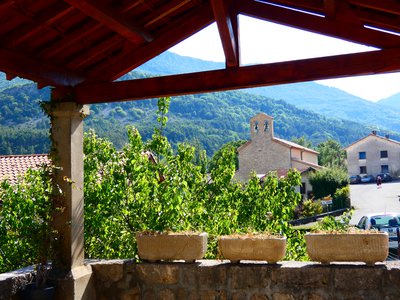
317, 139, 346, 169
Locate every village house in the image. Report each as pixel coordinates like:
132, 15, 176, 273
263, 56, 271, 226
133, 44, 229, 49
345, 131, 400, 178
235, 113, 322, 198
0, 154, 49, 208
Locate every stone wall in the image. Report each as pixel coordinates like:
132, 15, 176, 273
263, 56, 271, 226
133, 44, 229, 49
2, 260, 400, 299
90, 260, 400, 300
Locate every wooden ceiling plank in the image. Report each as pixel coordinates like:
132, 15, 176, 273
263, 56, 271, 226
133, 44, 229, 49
63, 0, 153, 43
349, 0, 400, 15
261, 0, 323, 14
238, 0, 400, 49
359, 11, 400, 34
73, 48, 400, 104
0, 1, 14, 14
0, 48, 85, 86
6, 2, 74, 47
66, 36, 122, 69
143, 0, 191, 27
87, 3, 215, 82
324, 0, 337, 19
39, 21, 102, 59
211, 0, 239, 67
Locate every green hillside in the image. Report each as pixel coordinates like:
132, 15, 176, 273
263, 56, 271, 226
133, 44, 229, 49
0, 79, 394, 156
1, 51, 399, 155
139, 52, 400, 133
378, 93, 400, 110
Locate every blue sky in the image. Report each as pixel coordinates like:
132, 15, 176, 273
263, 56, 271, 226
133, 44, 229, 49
170, 16, 400, 102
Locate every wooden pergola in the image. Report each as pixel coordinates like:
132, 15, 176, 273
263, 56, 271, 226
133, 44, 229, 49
1, 1, 400, 299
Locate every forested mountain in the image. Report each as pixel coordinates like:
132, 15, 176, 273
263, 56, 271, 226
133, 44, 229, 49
378, 93, 400, 110
137, 52, 400, 133
0, 78, 395, 156
1, 51, 400, 156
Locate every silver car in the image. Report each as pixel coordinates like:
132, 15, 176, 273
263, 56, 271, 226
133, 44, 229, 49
357, 213, 400, 249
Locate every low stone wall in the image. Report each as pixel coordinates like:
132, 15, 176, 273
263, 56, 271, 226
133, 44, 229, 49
0, 266, 34, 300
2, 260, 400, 299
90, 260, 400, 300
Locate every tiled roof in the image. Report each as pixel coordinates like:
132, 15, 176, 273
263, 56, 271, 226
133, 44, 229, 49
344, 133, 400, 150
273, 137, 319, 154
0, 154, 50, 185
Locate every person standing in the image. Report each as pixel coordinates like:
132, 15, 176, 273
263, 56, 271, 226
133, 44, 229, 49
377, 175, 382, 188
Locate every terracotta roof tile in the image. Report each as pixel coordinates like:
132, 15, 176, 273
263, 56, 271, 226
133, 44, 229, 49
0, 154, 50, 185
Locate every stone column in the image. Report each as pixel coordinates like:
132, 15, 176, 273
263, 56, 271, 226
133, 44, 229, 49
49, 102, 94, 299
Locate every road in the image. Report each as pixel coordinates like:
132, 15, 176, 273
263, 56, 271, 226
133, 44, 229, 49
350, 180, 400, 224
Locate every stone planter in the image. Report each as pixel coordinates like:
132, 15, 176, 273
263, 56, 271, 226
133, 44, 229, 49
136, 232, 208, 262
305, 232, 388, 265
218, 234, 286, 263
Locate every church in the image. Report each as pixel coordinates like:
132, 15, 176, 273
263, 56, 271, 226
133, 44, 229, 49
235, 113, 322, 198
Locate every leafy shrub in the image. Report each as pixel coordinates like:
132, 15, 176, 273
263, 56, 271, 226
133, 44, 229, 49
83, 98, 304, 260
0, 167, 55, 274
309, 167, 349, 199
333, 186, 351, 210
0, 97, 330, 272
300, 199, 323, 217
314, 210, 353, 233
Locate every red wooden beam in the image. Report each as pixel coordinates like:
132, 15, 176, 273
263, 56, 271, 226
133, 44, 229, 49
5, 2, 73, 47
0, 48, 84, 86
63, 0, 153, 43
349, 0, 400, 15
72, 48, 400, 104
86, 3, 215, 82
39, 22, 103, 60
211, 0, 239, 67
238, 0, 400, 49
66, 35, 122, 69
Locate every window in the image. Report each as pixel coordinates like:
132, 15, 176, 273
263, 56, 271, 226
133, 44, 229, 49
359, 152, 366, 159
381, 165, 389, 173
380, 150, 388, 158
360, 166, 367, 174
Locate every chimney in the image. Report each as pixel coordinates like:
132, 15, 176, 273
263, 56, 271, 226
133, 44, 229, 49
372, 130, 377, 135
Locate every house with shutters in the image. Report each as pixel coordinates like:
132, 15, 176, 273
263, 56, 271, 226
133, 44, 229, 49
235, 113, 322, 198
344, 131, 400, 177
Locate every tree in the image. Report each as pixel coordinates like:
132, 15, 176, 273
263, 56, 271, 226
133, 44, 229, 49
309, 167, 349, 199
317, 139, 346, 169
291, 136, 313, 149
208, 140, 246, 172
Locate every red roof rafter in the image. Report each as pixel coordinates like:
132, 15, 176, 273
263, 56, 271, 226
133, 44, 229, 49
211, 0, 239, 67
1, 0, 400, 98
87, 2, 214, 82
349, 0, 400, 15
71, 48, 400, 104
5, 2, 74, 48
238, 0, 400, 49
63, 0, 153, 43
39, 21, 103, 60
0, 48, 84, 86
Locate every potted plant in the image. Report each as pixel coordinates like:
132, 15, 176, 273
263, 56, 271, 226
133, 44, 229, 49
136, 231, 208, 262
218, 232, 286, 263
305, 212, 388, 265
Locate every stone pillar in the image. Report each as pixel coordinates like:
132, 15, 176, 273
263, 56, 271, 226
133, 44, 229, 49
49, 102, 94, 299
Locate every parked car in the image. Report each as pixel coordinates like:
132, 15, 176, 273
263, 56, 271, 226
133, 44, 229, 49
349, 175, 361, 184
357, 213, 400, 249
360, 174, 375, 183
376, 173, 392, 182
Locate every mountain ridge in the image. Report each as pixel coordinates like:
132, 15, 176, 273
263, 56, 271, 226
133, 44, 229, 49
0, 51, 399, 155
